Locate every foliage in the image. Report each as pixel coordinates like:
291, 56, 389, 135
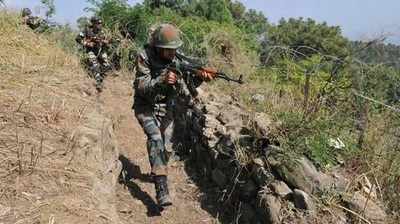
85, 0, 258, 73
76, 16, 90, 30
266, 17, 349, 63
41, 0, 56, 18
143, 0, 233, 24
352, 40, 400, 69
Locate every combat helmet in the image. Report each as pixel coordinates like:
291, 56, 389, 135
21, 8, 32, 17
150, 24, 183, 49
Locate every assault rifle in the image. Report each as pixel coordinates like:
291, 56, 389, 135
166, 54, 244, 85
162, 58, 244, 111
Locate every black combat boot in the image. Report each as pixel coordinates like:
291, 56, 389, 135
94, 73, 103, 92
154, 175, 172, 207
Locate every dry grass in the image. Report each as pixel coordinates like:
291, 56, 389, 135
0, 11, 110, 223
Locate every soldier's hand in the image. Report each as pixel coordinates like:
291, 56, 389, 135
164, 71, 177, 85
84, 41, 94, 48
197, 70, 216, 81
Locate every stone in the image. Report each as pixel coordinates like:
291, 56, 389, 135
331, 170, 349, 193
216, 105, 243, 125
240, 180, 258, 201
252, 158, 273, 186
204, 116, 225, 148
252, 166, 274, 186
239, 203, 257, 224
269, 181, 293, 199
211, 168, 227, 188
273, 156, 334, 194
257, 193, 282, 224
252, 112, 273, 137
293, 189, 315, 211
251, 94, 266, 104
345, 191, 387, 224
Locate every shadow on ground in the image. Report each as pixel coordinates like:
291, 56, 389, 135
118, 154, 163, 217
182, 156, 235, 224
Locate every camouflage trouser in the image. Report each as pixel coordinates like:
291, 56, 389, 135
87, 51, 110, 84
134, 104, 174, 176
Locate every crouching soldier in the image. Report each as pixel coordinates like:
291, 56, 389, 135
132, 24, 216, 207
21, 8, 43, 30
76, 16, 111, 91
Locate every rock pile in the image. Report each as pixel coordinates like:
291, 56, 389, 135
178, 91, 387, 224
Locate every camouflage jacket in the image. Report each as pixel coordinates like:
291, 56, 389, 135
76, 26, 108, 53
133, 45, 203, 112
23, 16, 42, 30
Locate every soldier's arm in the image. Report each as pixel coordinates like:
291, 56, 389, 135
175, 51, 205, 87
133, 53, 166, 97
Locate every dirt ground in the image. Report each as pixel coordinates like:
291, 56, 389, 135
100, 73, 218, 224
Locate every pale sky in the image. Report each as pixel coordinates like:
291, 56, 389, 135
3, 0, 400, 44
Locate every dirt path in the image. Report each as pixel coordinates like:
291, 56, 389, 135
98, 74, 217, 224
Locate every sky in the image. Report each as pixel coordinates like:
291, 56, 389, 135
3, 0, 400, 44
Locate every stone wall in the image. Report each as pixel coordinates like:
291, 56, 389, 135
177, 91, 387, 224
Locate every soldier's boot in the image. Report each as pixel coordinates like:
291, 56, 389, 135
94, 73, 104, 92
154, 175, 172, 207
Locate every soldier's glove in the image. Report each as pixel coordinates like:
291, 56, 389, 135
164, 71, 177, 85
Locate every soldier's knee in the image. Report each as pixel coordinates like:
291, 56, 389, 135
147, 139, 167, 167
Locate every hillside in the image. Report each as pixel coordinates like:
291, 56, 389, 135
1, 3, 400, 223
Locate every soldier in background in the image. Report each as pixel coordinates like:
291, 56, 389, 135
21, 8, 43, 30
76, 16, 111, 91
132, 23, 215, 207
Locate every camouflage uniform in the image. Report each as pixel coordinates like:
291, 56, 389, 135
133, 45, 203, 175
21, 8, 43, 30
76, 17, 111, 90
133, 24, 204, 207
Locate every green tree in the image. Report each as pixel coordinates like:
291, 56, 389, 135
193, 0, 233, 23
238, 9, 268, 35
41, 0, 56, 18
267, 18, 349, 60
76, 16, 90, 30
227, 0, 246, 20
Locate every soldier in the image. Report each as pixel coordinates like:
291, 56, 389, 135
21, 8, 43, 30
76, 16, 111, 91
132, 24, 215, 207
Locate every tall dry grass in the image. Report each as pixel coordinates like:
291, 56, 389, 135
0, 11, 82, 76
